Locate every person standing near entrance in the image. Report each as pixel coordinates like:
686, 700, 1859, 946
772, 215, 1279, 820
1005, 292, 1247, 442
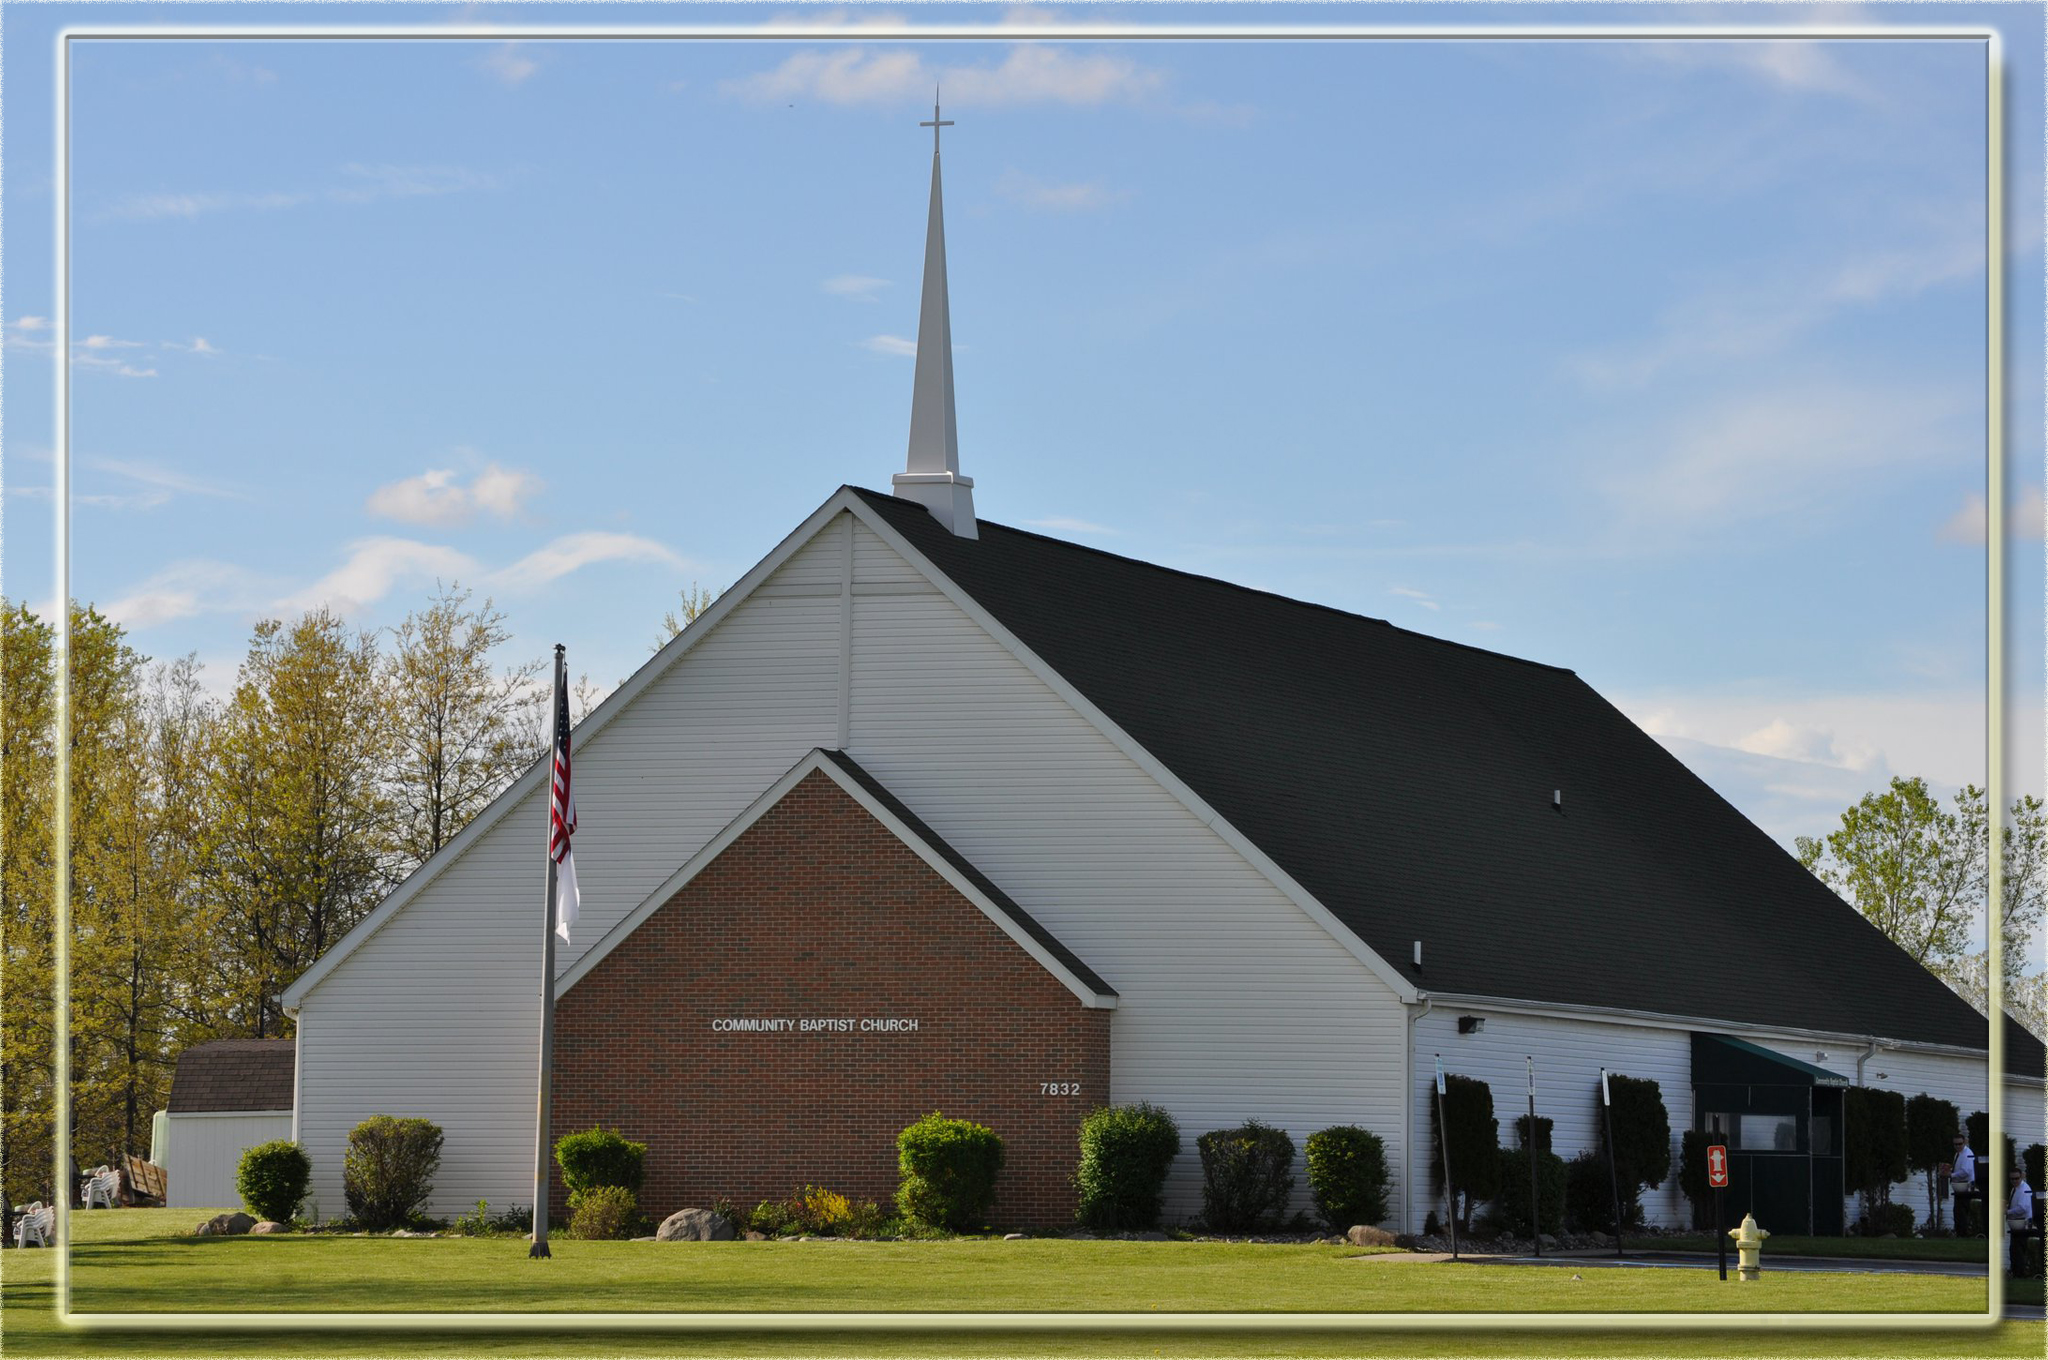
1950, 1133, 1979, 1236
2008, 1167, 2037, 1276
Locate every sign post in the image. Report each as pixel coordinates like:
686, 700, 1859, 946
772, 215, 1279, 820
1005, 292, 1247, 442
1601, 1068, 1624, 1260
1526, 1055, 1542, 1257
1708, 1142, 1730, 1281
1436, 1055, 1458, 1261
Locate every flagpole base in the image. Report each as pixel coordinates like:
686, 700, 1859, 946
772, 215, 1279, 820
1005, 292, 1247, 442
528, 1238, 552, 1259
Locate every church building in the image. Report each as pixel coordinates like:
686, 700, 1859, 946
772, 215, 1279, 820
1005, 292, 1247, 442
279, 114, 2044, 1234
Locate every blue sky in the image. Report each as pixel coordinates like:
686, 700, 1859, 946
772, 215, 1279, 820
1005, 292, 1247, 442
3, 4, 2040, 890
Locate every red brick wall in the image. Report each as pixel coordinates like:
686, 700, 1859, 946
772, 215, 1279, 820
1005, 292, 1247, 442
553, 767, 1111, 1229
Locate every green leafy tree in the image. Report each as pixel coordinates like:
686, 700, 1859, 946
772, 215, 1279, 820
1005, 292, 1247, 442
384, 585, 541, 872
654, 582, 718, 652
1, 603, 59, 1201
1429, 1073, 1502, 1233
208, 611, 391, 1038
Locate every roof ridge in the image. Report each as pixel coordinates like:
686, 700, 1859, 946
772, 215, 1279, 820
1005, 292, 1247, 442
849, 485, 1578, 678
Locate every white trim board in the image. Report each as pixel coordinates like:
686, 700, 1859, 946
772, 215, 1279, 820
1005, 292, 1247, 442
554, 747, 1118, 1010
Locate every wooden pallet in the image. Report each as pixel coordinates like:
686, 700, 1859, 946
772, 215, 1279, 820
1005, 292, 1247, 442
122, 1155, 166, 1206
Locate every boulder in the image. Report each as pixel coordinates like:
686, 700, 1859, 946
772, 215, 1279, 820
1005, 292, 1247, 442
197, 1212, 256, 1236
743, 1230, 769, 1242
250, 1221, 289, 1235
1131, 1230, 1168, 1241
1002, 1233, 1027, 1240
656, 1208, 736, 1242
1538, 1234, 1559, 1250
1346, 1225, 1397, 1247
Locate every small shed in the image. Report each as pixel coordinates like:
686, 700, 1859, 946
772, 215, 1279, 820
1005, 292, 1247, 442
162, 1040, 294, 1210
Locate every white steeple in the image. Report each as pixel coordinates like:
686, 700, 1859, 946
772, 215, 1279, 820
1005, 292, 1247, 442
892, 93, 978, 539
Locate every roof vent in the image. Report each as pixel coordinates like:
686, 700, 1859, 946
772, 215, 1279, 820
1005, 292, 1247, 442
1413, 940, 1422, 969
1553, 788, 1562, 809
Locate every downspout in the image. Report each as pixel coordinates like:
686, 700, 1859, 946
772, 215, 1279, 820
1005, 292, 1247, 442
1855, 1037, 1885, 1085
1405, 994, 1434, 1233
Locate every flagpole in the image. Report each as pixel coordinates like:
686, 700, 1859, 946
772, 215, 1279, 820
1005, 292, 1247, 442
529, 644, 565, 1260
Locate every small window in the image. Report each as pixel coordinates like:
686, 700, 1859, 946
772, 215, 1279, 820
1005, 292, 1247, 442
1740, 1113, 1799, 1152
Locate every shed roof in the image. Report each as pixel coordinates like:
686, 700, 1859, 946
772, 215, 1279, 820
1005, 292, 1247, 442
168, 1039, 295, 1113
855, 487, 2046, 1077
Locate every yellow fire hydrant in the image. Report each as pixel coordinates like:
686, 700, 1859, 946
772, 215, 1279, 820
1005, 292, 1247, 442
1728, 1213, 1770, 1281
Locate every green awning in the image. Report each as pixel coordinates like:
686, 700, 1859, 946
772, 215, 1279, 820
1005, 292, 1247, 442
1692, 1033, 1850, 1087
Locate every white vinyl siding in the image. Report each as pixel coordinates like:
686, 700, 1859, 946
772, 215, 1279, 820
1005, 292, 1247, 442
163, 1111, 294, 1211
296, 512, 1409, 1224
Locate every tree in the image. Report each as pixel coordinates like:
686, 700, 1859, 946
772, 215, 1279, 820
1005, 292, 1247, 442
384, 585, 541, 873
1429, 1073, 1501, 1233
2, 603, 59, 1201
654, 582, 717, 652
1904, 1093, 1960, 1232
1844, 1086, 1909, 1223
1598, 1073, 1672, 1221
207, 612, 391, 1038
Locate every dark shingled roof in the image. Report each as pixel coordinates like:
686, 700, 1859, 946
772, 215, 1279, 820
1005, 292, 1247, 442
169, 1040, 295, 1113
818, 748, 1116, 999
852, 487, 2046, 1078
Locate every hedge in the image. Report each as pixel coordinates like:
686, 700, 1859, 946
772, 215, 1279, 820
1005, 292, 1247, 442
1304, 1125, 1389, 1230
342, 1115, 443, 1231
236, 1140, 311, 1223
1074, 1103, 1180, 1231
1197, 1120, 1295, 1232
896, 1111, 1004, 1231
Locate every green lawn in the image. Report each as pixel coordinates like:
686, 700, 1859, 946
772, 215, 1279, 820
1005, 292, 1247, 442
0, 1209, 2037, 1360
1625, 1235, 1995, 1263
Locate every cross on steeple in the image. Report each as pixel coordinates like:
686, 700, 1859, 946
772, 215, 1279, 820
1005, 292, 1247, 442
920, 90, 953, 155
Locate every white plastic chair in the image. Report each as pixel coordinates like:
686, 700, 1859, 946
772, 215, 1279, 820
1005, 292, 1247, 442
14, 1202, 51, 1248
82, 1166, 118, 1209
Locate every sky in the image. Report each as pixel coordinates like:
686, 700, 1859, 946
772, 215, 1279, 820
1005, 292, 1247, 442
2, 4, 2041, 941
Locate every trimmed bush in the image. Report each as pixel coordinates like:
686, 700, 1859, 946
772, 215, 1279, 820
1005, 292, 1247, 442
1513, 1115, 1554, 1153
1197, 1120, 1295, 1232
568, 1184, 640, 1240
1564, 1149, 1639, 1233
1857, 1201, 1915, 1239
895, 1111, 1005, 1231
236, 1140, 311, 1223
748, 1199, 792, 1236
1493, 1146, 1566, 1239
1905, 1094, 1961, 1231
1428, 1074, 1501, 1233
1599, 1074, 1672, 1218
2027, 1144, 2045, 1191
342, 1115, 443, 1231
1304, 1125, 1389, 1230
1677, 1129, 1713, 1230
553, 1126, 646, 1199
1845, 1087, 1909, 1220
1074, 1102, 1181, 1231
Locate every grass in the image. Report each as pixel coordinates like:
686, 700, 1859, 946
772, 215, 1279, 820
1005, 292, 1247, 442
0, 1208, 2036, 1360
1625, 1235, 1995, 1262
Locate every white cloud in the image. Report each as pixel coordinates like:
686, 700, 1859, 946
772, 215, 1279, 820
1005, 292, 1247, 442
723, 44, 1162, 108
366, 463, 541, 526
860, 334, 917, 357
91, 457, 248, 502
9, 316, 50, 332
165, 336, 220, 356
281, 538, 480, 616
1732, 717, 1878, 772
1388, 586, 1439, 611
1632, 38, 1873, 101
97, 164, 496, 223
1469, 620, 1501, 632
480, 42, 538, 86
80, 334, 143, 349
823, 274, 890, 302
489, 532, 687, 592
1601, 383, 1971, 530
1024, 515, 1114, 535
103, 560, 273, 628
995, 168, 1127, 212
1939, 486, 2046, 545
71, 352, 157, 378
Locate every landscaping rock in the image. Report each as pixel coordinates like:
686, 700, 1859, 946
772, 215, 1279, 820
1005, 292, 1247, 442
1003, 1233, 1027, 1240
743, 1231, 768, 1242
1132, 1230, 1168, 1241
632, 1236, 657, 1242
656, 1208, 736, 1242
1539, 1234, 1559, 1250
196, 1212, 256, 1236
250, 1221, 288, 1235
1346, 1225, 1397, 1247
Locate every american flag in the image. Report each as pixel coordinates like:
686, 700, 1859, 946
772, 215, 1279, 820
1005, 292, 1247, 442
548, 662, 580, 943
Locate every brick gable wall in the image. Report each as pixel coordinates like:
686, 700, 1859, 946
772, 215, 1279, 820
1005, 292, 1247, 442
553, 768, 1110, 1228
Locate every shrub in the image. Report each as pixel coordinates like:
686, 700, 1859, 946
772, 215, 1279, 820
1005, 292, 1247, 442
1423, 1209, 1441, 1237
1304, 1125, 1389, 1230
1513, 1115, 1554, 1153
2027, 1143, 2045, 1191
1564, 1149, 1639, 1233
1197, 1120, 1296, 1232
342, 1115, 443, 1231
790, 1185, 853, 1235
1905, 1094, 1961, 1230
748, 1199, 792, 1236
1493, 1147, 1567, 1238
236, 1140, 311, 1223
568, 1185, 640, 1240
1074, 1103, 1181, 1231
1599, 1074, 1672, 1217
490, 1203, 532, 1235
1844, 1087, 1909, 1219
553, 1127, 646, 1199
454, 1200, 494, 1237
1857, 1201, 1915, 1238
843, 1200, 889, 1240
896, 1111, 1005, 1231
1428, 1074, 1501, 1233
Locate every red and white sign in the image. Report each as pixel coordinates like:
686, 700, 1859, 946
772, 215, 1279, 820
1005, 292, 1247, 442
1707, 1144, 1730, 1189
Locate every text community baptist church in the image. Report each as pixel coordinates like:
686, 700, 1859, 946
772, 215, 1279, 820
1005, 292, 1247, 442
276, 116, 2044, 1234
